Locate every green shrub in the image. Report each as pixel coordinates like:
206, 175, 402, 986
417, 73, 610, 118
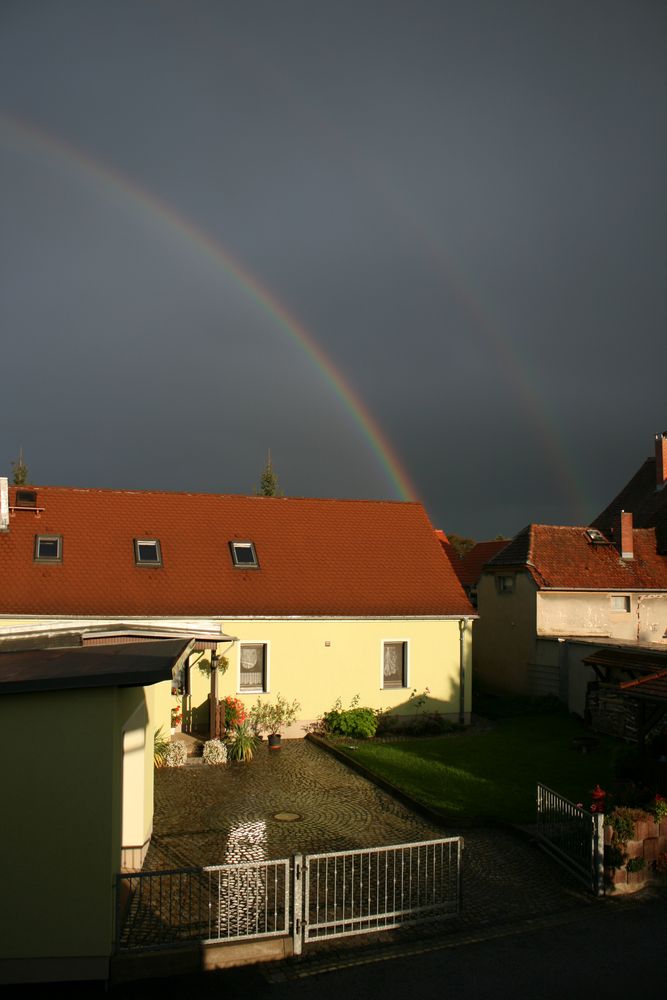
626, 857, 646, 873
153, 726, 170, 767
605, 806, 651, 847
323, 700, 378, 739
226, 721, 260, 761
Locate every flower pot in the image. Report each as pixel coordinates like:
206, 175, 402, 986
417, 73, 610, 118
268, 734, 282, 750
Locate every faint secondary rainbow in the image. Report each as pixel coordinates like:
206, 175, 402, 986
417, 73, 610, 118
0, 111, 419, 504
236, 55, 592, 522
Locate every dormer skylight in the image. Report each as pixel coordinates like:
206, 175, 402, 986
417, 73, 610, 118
16, 489, 38, 508
34, 535, 62, 562
134, 539, 162, 566
230, 541, 259, 568
585, 529, 609, 545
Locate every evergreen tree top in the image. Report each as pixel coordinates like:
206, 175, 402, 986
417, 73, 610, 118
256, 450, 281, 497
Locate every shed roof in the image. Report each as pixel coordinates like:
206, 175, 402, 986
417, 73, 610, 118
0, 638, 192, 695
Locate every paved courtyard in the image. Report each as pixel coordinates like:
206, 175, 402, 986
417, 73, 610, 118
145, 738, 591, 930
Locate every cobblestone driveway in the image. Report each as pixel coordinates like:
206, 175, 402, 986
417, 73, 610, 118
146, 738, 591, 930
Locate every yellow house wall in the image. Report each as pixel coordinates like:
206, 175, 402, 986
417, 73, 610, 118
184, 618, 471, 733
474, 572, 537, 695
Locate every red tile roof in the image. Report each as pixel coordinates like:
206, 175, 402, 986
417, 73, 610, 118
486, 524, 667, 590
0, 486, 473, 617
451, 540, 510, 586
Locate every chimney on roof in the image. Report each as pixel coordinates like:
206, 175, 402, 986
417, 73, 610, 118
614, 510, 633, 560
0, 477, 8, 531
656, 431, 667, 489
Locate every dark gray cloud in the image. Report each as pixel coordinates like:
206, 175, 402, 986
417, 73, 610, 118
1, 0, 665, 538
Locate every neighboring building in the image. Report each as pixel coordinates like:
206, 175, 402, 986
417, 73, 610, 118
474, 432, 667, 721
441, 536, 509, 607
0, 481, 475, 736
592, 430, 667, 536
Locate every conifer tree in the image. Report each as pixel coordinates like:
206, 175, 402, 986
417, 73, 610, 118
11, 447, 29, 486
256, 450, 281, 496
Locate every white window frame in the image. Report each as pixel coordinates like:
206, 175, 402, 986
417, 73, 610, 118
381, 639, 409, 690
34, 534, 62, 563
237, 641, 270, 694
134, 538, 162, 566
610, 594, 631, 613
230, 541, 259, 568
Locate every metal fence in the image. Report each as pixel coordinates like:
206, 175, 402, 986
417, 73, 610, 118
302, 838, 463, 944
116, 859, 290, 951
536, 783, 604, 895
116, 837, 463, 953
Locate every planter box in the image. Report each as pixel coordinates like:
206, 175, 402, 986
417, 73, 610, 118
624, 839, 643, 860
643, 837, 660, 861
626, 869, 648, 886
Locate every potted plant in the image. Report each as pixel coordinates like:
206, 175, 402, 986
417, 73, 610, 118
226, 720, 259, 762
171, 703, 183, 734
265, 694, 301, 749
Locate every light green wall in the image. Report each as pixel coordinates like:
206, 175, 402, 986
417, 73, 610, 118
1, 684, 147, 966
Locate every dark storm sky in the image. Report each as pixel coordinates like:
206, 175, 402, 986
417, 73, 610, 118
1, 1, 665, 538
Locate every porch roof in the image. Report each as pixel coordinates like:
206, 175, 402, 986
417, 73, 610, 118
0, 638, 193, 695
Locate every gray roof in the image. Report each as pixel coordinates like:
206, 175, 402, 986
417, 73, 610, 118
0, 638, 193, 695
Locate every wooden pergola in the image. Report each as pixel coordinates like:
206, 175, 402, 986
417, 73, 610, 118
583, 647, 667, 746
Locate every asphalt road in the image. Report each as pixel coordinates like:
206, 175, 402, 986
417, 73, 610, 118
103, 887, 664, 1000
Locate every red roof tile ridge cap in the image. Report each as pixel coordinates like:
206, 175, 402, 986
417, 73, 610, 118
14, 485, 423, 507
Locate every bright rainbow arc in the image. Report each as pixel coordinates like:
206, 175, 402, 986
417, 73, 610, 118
0, 112, 420, 505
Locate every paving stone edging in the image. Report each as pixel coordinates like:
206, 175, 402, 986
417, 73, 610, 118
306, 732, 497, 832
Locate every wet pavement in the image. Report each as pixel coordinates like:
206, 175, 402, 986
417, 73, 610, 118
146, 738, 592, 932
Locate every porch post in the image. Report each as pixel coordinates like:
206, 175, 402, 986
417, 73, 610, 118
209, 660, 219, 740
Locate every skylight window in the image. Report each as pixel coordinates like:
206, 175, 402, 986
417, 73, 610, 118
230, 541, 259, 568
134, 539, 162, 566
34, 535, 62, 562
586, 529, 609, 545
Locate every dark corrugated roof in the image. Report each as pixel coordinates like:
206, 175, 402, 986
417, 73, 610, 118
0, 638, 192, 694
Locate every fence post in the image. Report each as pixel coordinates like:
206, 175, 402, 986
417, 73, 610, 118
592, 812, 605, 896
292, 854, 303, 956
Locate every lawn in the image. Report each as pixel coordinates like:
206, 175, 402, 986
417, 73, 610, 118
335, 712, 628, 825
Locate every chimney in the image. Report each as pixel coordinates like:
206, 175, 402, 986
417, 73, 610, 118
656, 431, 667, 488
614, 509, 633, 560
0, 477, 8, 531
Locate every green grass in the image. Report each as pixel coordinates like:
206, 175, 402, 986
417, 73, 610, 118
336, 714, 627, 825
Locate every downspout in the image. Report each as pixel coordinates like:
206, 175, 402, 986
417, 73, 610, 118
458, 617, 469, 725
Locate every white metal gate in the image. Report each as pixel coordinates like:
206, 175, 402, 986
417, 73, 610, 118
536, 783, 605, 895
116, 838, 463, 953
300, 838, 463, 946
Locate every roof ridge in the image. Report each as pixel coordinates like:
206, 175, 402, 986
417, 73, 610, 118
9, 484, 422, 507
